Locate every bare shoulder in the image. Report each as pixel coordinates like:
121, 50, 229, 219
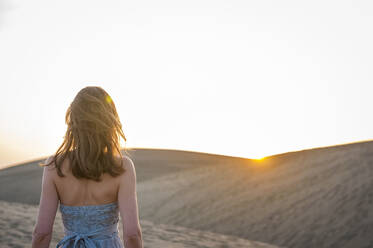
118, 154, 136, 182
121, 154, 134, 169
42, 156, 57, 170
41, 156, 59, 182
45, 155, 68, 172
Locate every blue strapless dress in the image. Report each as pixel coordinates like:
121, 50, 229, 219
56, 201, 124, 248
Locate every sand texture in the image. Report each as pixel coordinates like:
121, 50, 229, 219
0, 200, 278, 248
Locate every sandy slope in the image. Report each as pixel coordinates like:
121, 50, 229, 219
0, 200, 279, 248
136, 142, 373, 248
1, 141, 373, 247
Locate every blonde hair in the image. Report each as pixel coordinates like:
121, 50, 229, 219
40, 86, 129, 182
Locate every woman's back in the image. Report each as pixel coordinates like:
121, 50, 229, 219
54, 156, 122, 207
53, 155, 142, 248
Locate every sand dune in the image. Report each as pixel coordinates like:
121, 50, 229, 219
136, 143, 373, 248
1, 141, 373, 247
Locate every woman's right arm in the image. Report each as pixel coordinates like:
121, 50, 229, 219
118, 156, 143, 248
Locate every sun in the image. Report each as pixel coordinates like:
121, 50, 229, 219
254, 156, 266, 161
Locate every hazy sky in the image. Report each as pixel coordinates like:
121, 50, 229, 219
1, 0, 373, 168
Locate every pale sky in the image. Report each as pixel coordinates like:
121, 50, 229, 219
1, 0, 373, 168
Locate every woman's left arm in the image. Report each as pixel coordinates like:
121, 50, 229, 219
32, 156, 59, 248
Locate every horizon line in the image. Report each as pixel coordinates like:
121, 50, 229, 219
2, 138, 373, 170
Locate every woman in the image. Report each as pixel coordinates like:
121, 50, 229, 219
31, 86, 143, 248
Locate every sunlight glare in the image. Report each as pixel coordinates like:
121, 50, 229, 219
254, 156, 266, 161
